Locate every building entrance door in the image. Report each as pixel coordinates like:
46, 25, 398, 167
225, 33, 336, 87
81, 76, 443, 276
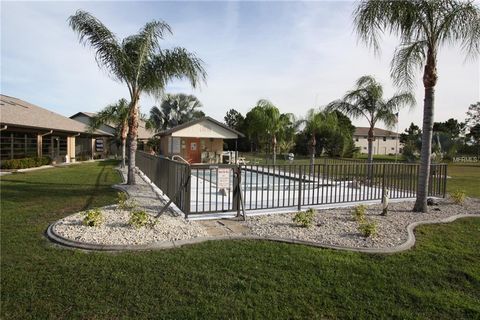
186, 138, 201, 163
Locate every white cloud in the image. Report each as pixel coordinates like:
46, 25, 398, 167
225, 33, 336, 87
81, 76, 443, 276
1, 1, 478, 132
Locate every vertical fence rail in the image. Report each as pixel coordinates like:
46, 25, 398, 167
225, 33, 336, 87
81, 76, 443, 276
135, 151, 447, 215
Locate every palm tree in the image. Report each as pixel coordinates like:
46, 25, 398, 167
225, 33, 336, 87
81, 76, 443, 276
250, 100, 284, 165
353, 0, 480, 212
302, 109, 338, 173
89, 99, 129, 168
69, 10, 206, 184
326, 76, 415, 165
148, 93, 205, 131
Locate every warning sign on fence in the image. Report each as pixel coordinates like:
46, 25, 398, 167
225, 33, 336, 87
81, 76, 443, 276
217, 168, 230, 190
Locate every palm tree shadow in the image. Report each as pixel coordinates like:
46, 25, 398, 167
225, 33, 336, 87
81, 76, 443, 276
81, 165, 107, 211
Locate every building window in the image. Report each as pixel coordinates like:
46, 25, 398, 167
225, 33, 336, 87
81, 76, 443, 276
355, 138, 359, 142
59, 136, 67, 155
95, 138, 104, 152
391, 147, 395, 150
363, 147, 367, 150
364, 136, 367, 139
383, 137, 387, 141
392, 137, 396, 140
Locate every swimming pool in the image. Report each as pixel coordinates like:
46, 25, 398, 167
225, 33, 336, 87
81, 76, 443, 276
191, 166, 333, 191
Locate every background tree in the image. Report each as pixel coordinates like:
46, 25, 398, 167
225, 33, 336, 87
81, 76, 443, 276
353, 0, 480, 212
224, 109, 249, 152
465, 102, 480, 128
400, 123, 422, 162
89, 99, 130, 168
301, 109, 338, 171
433, 118, 465, 140
148, 94, 204, 132
224, 109, 245, 130
244, 100, 291, 164
69, 10, 206, 184
326, 75, 415, 165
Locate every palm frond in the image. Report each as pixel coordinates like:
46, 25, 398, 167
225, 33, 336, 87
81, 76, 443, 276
141, 48, 206, 97
435, 0, 480, 60
68, 10, 125, 81
326, 100, 365, 119
390, 40, 427, 89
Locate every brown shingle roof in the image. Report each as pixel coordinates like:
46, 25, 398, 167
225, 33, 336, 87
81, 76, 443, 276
354, 127, 398, 137
0, 94, 112, 136
70, 111, 154, 140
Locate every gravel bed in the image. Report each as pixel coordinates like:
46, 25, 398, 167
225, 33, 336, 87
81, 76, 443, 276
244, 197, 480, 249
51, 165, 479, 249
52, 168, 208, 246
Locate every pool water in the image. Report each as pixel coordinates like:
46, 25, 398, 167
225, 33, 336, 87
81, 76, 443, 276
191, 167, 331, 191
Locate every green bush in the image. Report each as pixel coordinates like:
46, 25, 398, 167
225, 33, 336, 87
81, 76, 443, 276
358, 219, 377, 238
450, 190, 466, 205
129, 210, 155, 229
352, 205, 367, 222
117, 192, 136, 211
293, 208, 316, 228
0, 156, 51, 169
82, 208, 104, 227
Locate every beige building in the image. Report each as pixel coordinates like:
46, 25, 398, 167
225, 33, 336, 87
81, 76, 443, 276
156, 117, 244, 164
70, 112, 155, 157
353, 127, 402, 155
0, 94, 112, 164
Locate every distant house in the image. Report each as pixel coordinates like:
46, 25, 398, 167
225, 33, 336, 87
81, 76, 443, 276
353, 127, 402, 155
70, 112, 155, 155
0, 94, 112, 164
155, 117, 244, 164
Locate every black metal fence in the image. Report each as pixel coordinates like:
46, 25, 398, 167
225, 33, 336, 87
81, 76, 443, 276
136, 151, 191, 213
136, 151, 447, 217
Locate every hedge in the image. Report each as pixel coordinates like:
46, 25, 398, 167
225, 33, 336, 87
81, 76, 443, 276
0, 157, 52, 170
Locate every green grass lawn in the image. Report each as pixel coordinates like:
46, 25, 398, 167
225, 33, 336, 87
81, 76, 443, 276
447, 163, 480, 198
1, 160, 480, 319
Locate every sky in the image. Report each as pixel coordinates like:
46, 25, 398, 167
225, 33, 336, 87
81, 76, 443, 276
1, 0, 479, 132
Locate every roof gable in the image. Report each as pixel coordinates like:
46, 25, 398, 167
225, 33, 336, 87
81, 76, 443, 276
156, 117, 244, 139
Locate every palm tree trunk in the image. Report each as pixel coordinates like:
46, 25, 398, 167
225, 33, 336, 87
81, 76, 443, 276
272, 135, 277, 165
413, 87, 435, 212
121, 138, 126, 168
414, 51, 437, 213
367, 127, 374, 164
310, 133, 316, 175
120, 125, 127, 169
367, 126, 374, 181
127, 97, 139, 185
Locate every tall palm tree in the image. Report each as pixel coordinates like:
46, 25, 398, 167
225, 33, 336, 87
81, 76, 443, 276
326, 76, 415, 165
148, 93, 204, 131
302, 109, 338, 173
69, 10, 206, 184
89, 99, 130, 168
250, 100, 284, 165
353, 0, 480, 211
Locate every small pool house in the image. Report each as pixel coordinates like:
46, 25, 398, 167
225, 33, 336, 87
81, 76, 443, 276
156, 117, 244, 164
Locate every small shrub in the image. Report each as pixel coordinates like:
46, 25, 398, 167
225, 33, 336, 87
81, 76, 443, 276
117, 192, 136, 210
82, 208, 104, 227
352, 205, 367, 222
450, 190, 466, 205
293, 208, 316, 228
358, 219, 377, 238
129, 210, 155, 229
0, 156, 51, 169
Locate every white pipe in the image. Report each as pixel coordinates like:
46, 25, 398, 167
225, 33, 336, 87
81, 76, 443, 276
0, 125, 7, 131
40, 130, 53, 137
